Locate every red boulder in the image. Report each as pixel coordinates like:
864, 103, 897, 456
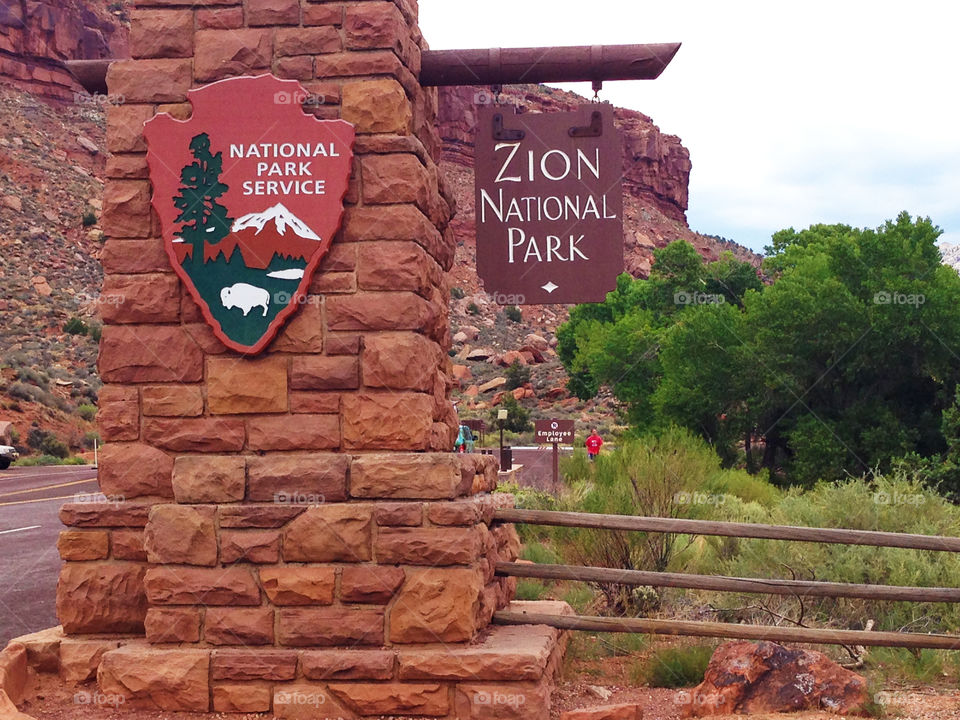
682, 641, 868, 717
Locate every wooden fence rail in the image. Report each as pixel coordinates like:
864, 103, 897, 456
493, 507, 960, 649
493, 611, 960, 651
494, 508, 960, 553
496, 562, 960, 603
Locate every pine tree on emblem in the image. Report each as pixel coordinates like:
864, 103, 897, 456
173, 133, 232, 268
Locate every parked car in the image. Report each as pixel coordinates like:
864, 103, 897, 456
0, 444, 18, 469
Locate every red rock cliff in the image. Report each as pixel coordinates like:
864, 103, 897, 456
0, 0, 127, 99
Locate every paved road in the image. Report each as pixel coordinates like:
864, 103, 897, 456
0, 465, 98, 644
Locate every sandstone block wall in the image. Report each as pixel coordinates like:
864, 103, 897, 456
57, 457, 517, 643
47, 0, 569, 714
97, 2, 459, 458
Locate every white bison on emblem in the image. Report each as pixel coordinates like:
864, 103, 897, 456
220, 283, 270, 317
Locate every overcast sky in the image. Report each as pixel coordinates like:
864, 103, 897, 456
419, 0, 960, 254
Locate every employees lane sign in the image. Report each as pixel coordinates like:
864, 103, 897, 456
535, 419, 575, 444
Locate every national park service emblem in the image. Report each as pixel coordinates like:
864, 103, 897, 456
144, 74, 355, 354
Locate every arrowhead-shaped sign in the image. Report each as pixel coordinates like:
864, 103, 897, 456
144, 74, 355, 354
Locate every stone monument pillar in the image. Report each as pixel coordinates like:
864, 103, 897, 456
55, 1, 566, 717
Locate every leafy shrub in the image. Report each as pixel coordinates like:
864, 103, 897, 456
868, 648, 948, 684
709, 472, 960, 632
561, 449, 594, 485
7, 382, 42, 403
15, 455, 86, 467
520, 541, 562, 565
703, 467, 781, 508
451, 286, 465, 299
504, 360, 531, 390
467, 302, 480, 315
547, 427, 722, 613
561, 585, 597, 614
494, 484, 556, 543
515, 580, 550, 601
64, 316, 89, 335
14, 455, 62, 467
88, 322, 102, 342
27, 427, 49, 450
81, 209, 97, 227
505, 305, 522, 322
637, 645, 714, 688
518, 428, 960, 634
15, 367, 49, 388
76, 404, 97, 421
39, 434, 69, 458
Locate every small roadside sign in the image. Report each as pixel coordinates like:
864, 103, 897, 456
535, 419, 575, 444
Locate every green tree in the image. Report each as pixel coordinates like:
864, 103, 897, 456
558, 216, 960, 486
173, 133, 232, 268
63, 316, 88, 335
490, 393, 532, 434
745, 213, 960, 483
504, 360, 531, 390
558, 241, 760, 429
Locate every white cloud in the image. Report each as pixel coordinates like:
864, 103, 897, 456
420, 0, 960, 252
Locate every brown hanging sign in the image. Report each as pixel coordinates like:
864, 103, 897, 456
474, 103, 624, 305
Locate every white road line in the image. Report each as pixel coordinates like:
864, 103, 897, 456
0, 477, 99, 499
0, 525, 41, 536
0, 466, 95, 479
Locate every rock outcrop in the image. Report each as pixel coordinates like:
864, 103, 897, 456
940, 242, 960, 273
682, 641, 869, 717
0, 0, 128, 99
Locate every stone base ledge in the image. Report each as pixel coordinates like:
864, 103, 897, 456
61, 600, 571, 718
7, 602, 570, 718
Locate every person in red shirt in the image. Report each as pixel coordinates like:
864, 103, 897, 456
586, 428, 603, 461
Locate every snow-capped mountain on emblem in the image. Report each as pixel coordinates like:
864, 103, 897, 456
233, 203, 321, 240
143, 74, 356, 355
206, 203, 324, 270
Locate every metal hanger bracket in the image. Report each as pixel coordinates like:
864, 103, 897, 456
569, 110, 604, 138
493, 113, 525, 141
